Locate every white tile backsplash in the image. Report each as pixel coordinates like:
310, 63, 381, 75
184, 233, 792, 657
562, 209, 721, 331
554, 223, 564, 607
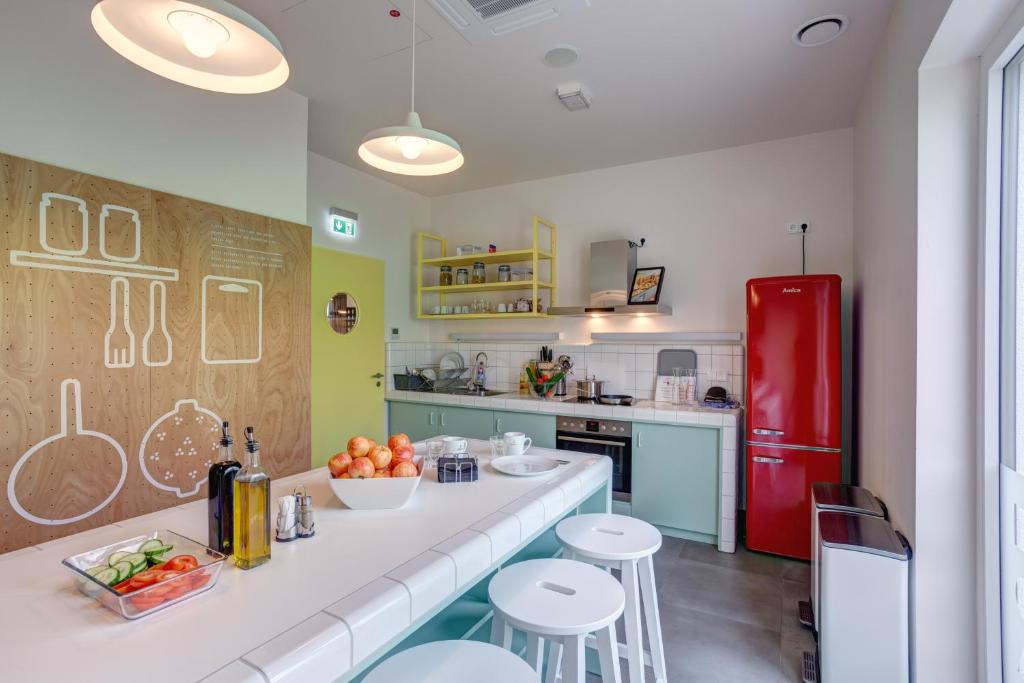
385, 341, 745, 404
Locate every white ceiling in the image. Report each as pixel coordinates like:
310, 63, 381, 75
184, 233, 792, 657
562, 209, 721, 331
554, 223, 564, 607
236, 0, 895, 196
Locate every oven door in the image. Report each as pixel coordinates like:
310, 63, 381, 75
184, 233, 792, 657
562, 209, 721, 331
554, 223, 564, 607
555, 432, 631, 498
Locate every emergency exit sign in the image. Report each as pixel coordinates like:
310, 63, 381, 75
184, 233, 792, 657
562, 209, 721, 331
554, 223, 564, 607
330, 208, 357, 238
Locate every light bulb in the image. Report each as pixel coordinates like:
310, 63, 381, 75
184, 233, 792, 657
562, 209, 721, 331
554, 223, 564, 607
168, 11, 230, 59
395, 136, 429, 160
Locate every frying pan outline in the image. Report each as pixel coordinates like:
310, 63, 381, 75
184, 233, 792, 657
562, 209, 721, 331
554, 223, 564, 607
7, 378, 128, 525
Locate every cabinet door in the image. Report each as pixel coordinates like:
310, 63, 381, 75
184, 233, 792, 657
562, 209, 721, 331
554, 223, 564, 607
438, 406, 494, 441
632, 423, 719, 536
493, 411, 556, 449
388, 402, 439, 443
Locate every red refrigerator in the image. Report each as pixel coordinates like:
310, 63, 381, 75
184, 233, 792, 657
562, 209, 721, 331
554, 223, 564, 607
745, 274, 842, 560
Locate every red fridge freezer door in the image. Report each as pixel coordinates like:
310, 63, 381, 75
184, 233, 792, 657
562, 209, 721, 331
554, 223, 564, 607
746, 444, 841, 560
746, 275, 841, 449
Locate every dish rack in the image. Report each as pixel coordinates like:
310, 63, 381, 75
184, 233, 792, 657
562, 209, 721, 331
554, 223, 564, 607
394, 365, 470, 393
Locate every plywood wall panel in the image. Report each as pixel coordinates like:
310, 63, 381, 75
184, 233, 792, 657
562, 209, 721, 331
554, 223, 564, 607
0, 153, 311, 552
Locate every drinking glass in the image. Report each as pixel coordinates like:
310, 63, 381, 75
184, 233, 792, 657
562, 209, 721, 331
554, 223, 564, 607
425, 439, 444, 468
488, 435, 505, 461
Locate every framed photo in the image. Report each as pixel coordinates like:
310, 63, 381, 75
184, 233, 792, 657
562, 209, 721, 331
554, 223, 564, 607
628, 266, 665, 305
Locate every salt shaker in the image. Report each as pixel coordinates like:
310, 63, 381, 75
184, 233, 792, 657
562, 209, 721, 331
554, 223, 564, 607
295, 485, 315, 538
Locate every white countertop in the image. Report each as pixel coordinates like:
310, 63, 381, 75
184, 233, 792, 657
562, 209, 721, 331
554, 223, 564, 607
386, 390, 741, 427
0, 441, 611, 683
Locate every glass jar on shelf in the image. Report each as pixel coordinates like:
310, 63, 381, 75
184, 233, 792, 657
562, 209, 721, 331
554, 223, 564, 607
439, 265, 453, 286
511, 269, 524, 282
472, 261, 486, 284
456, 268, 469, 286
497, 265, 511, 282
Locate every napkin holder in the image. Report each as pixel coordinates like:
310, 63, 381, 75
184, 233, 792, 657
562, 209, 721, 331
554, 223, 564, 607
437, 455, 478, 483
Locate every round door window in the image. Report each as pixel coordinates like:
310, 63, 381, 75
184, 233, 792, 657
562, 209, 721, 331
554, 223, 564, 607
326, 292, 359, 334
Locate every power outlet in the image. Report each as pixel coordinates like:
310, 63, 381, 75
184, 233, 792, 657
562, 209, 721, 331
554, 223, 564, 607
786, 221, 811, 235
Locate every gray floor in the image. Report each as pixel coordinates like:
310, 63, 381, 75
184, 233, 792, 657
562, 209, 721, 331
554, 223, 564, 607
588, 536, 815, 683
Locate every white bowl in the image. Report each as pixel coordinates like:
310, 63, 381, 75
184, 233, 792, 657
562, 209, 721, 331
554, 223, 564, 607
327, 456, 424, 510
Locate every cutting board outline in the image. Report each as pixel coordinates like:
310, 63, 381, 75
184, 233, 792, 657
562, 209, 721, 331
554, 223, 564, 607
201, 275, 263, 365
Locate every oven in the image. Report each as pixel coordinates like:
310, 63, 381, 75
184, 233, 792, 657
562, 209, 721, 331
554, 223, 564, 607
555, 416, 631, 501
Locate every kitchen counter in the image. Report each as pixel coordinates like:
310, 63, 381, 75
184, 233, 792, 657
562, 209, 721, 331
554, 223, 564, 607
0, 441, 611, 683
385, 390, 742, 427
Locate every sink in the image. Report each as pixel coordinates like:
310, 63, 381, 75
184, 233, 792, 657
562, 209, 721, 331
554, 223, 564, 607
442, 388, 507, 397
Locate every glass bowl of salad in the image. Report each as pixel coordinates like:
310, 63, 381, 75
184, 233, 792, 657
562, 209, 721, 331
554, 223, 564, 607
62, 529, 225, 620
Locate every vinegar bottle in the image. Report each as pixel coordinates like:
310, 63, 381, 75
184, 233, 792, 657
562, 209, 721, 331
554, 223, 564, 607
208, 421, 241, 553
233, 426, 271, 569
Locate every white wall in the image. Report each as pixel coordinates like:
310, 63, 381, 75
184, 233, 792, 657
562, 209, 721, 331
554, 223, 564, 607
0, 1, 308, 224
306, 152, 432, 340
428, 129, 854, 343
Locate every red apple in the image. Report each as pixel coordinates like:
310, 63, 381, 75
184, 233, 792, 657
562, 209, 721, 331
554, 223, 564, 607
387, 433, 411, 451
328, 451, 353, 478
391, 445, 414, 466
368, 444, 393, 470
392, 461, 419, 478
373, 469, 392, 478
348, 456, 375, 479
338, 472, 351, 479
347, 436, 371, 458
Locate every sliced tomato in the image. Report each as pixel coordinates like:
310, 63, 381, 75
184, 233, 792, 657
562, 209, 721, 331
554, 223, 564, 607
130, 595, 164, 611
163, 555, 199, 572
190, 572, 212, 591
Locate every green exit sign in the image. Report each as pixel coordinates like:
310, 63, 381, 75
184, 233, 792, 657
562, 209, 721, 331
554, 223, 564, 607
330, 208, 358, 238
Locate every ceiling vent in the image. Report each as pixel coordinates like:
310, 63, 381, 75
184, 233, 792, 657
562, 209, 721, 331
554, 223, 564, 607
557, 82, 591, 111
427, 0, 591, 45
793, 15, 848, 47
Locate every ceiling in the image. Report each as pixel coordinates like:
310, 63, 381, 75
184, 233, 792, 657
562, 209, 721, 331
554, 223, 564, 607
236, 0, 895, 196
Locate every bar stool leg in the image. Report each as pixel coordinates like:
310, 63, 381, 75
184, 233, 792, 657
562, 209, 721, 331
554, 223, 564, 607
638, 555, 668, 683
544, 641, 562, 683
526, 633, 544, 673
621, 559, 646, 683
490, 612, 512, 650
597, 623, 623, 683
562, 634, 585, 683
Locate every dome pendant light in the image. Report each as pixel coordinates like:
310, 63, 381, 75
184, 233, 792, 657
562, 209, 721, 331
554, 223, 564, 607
358, 0, 463, 176
91, 0, 289, 94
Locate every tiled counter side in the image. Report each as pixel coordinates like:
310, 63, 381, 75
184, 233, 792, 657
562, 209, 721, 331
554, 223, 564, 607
0, 443, 611, 683
386, 390, 743, 553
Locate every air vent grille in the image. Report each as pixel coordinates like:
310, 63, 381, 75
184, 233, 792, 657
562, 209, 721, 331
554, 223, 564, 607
467, 0, 542, 19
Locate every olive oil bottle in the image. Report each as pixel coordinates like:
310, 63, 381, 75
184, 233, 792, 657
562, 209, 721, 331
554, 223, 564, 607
208, 421, 240, 554
233, 426, 271, 569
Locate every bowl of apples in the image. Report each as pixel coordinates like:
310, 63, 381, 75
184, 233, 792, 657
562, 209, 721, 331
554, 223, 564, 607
326, 433, 424, 510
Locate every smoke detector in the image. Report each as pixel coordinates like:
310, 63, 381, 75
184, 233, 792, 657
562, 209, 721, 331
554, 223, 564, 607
557, 83, 592, 111
793, 15, 847, 47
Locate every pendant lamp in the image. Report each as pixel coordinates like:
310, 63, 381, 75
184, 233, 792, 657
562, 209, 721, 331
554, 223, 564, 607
91, 0, 289, 94
358, 0, 463, 176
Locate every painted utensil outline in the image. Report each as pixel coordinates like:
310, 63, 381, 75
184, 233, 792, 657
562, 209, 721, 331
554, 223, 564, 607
201, 275, 263, 365
104, 276, 135, 369
7, 378, 128, 525
98, 204, 141, 263
39, 192, 88, 256
139, 399, 223, 498
142, 281, 172, 367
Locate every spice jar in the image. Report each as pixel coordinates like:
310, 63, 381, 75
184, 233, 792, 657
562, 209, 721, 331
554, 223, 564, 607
439, 265, 453, 286
472, 261, 486, 284
456, 268, 469, 285
498, 265, 511, 283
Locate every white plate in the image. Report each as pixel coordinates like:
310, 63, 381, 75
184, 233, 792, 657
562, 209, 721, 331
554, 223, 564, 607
491, 455, 559, 477
439, 351, 465, 372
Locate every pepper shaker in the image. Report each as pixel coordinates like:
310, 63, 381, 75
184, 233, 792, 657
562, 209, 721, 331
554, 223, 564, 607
295, 485, 315, 538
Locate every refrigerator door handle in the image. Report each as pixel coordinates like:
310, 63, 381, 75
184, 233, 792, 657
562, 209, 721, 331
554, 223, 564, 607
753, 428, 785, 436
752, 456, 785, 464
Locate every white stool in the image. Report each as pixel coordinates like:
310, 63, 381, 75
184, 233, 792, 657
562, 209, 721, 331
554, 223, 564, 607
363, 640, 538, 683
556, 513, 667, 683
489, 558, 624, 683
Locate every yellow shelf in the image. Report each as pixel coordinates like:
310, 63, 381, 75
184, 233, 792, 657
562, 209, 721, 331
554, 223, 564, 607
421, 281, 554, 295
421, 249, 553, 269
418, 312, 550, 320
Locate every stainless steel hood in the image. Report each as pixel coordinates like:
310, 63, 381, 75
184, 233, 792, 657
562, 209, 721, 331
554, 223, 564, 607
548, 239, 672, 317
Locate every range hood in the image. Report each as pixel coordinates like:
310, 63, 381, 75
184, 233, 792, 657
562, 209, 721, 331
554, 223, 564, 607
548, 240, 672, 317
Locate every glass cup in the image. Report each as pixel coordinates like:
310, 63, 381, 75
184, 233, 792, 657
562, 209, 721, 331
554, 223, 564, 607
488, 435, 505, 461
425, 439, 444, 468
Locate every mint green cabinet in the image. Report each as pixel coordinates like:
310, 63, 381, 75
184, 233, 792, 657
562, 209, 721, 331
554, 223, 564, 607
631, 423, 719, 537
437, 406, 495, 440
493, 411, 556, 449
389, 402, 440, 442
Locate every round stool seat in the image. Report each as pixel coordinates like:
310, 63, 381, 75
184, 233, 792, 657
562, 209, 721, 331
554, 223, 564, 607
556, 513, 662, 561
363, 640, 537, 683
489, 558, 625, 636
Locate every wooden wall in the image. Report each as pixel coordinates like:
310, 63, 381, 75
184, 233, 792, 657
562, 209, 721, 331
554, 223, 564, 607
0, 154, 311, 552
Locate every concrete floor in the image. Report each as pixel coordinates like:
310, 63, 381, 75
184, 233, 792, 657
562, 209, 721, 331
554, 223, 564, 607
588, 536, 814, 682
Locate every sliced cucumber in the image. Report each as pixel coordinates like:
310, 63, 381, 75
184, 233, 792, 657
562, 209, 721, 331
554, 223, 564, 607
93, 567, 119, 586
84, 565, 107, 578
111, 560, 134, 582
144, 545, 173, 564
138, 539, 166, 555
107, 550, 132, 567
123, 552, 148, 572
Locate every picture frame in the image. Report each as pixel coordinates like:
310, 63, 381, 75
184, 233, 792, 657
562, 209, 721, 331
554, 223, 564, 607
628, 266, 666, 305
